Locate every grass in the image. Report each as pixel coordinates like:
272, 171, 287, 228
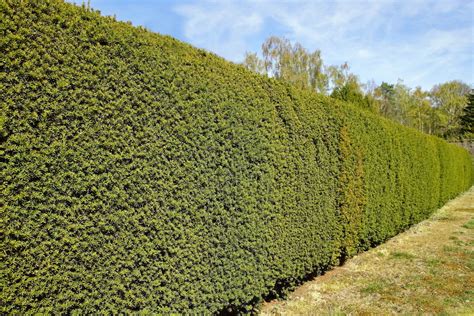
463, 219, 474, 229
260, 187, 474, 315
361, 280, 388, 294
390, 251, 416, 260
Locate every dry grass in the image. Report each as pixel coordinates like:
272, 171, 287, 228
260, 187, 474, 315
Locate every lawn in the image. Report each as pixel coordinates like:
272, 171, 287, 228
261, 187, 474, 315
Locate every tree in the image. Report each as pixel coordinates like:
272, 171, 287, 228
460, 91, 474, 138
408, 87, 433, 134
392, 81, 413, 125
242, 52, 265, 75
243, 36, 328, 94
263, 36, 328, 93
331, 79, 377, 112
242, 37, 471, 139
430, 81, 471, 138
374, 82, 395, 117
326, 62, 358, 92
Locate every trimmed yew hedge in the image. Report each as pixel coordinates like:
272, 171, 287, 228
1, 0, 473, 313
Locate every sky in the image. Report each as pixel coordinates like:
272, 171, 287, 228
79, 0, 473, 90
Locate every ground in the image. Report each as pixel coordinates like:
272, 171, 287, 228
260, 187, 474, 315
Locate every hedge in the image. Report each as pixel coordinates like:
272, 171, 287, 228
1, 0, 473, 313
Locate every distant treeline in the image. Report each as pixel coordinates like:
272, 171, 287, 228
243, 37, 473, 140
1, 0, 473, 314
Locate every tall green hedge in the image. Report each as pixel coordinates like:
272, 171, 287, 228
1, 0, 473, 313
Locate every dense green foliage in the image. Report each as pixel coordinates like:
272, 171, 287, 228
460, 92, 474, 138
1, 0, 473, 313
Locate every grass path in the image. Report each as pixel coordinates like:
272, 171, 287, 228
260, 187, 474, 315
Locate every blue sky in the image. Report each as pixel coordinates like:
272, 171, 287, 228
81, 0, 473, 90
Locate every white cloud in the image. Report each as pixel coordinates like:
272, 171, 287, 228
174, 0, 473, 89
357, 49, 373, 59
174, 1, 264, 61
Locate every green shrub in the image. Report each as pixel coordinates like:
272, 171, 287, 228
1, 0, 473, 313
